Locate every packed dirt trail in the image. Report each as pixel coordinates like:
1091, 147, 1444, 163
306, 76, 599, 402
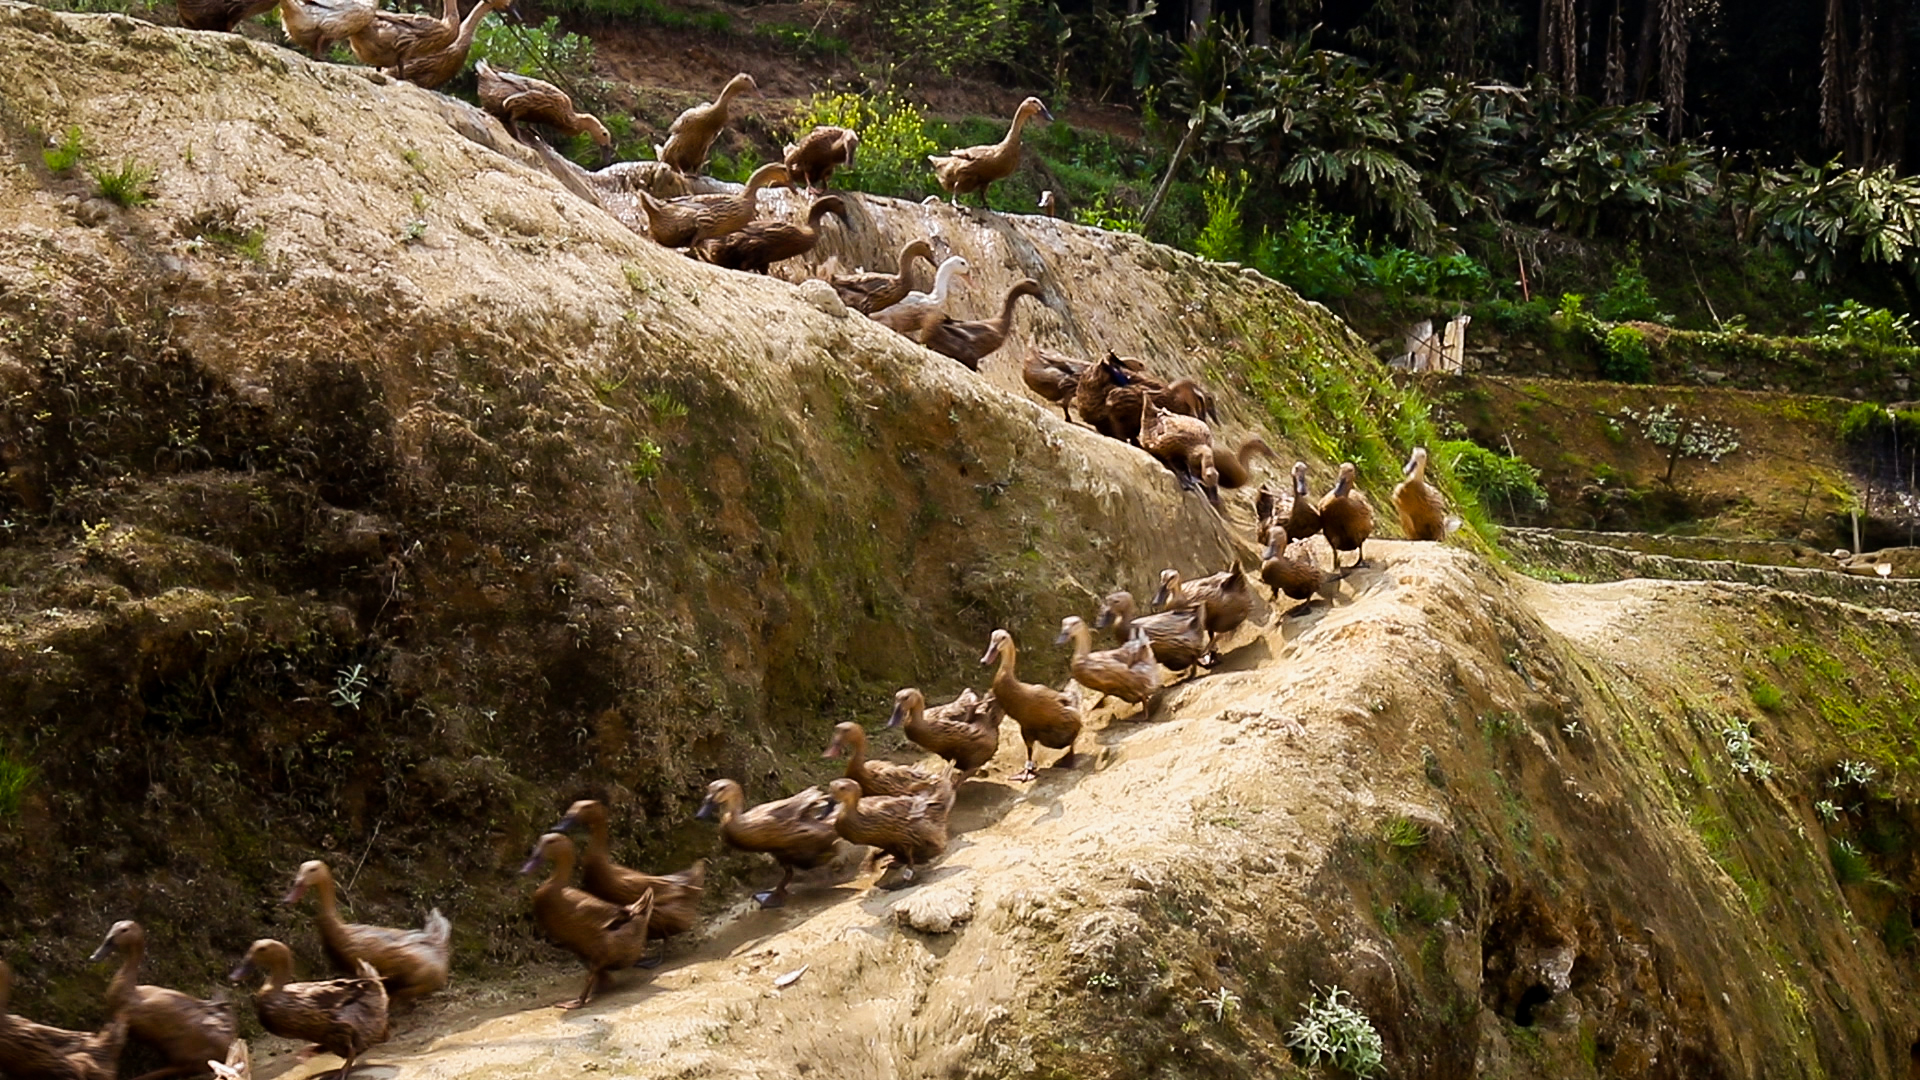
264, 539, 1457, 1080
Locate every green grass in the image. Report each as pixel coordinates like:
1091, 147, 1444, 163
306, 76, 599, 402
42, 125, 85, 173
88, 158, 155, 207
0, 755, 34, 817
1379, 815, 1428, 849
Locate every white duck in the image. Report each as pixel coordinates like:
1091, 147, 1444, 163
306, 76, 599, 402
871, 256, 971, 335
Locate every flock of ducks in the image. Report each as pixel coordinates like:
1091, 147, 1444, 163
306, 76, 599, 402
0, 443, 1452, 1080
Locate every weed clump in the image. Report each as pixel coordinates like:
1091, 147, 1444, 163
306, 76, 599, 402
88, 157, 155, 207
1286, 985, 1384, 1077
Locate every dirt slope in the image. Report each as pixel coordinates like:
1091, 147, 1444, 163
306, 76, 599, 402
3, 8, 1920, 1080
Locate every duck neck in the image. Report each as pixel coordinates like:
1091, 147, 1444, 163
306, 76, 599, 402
435, 0, 458, 26
840, 730, 870, 775
257, 952, 293, 993
0, 960, 10, 1014
991, 640, 1020, 690
1409, 456, 1428, 484
1068, 625, 1091, 660
716, 77, 748, 111
993, 285, 1028, 333
1294, 471, 1310, 499
1001, 108, 1034, 153
104, 937, 144, 1011
542, 847, 576, 892
451, 0, 495, 53
930, 262, 960, 303
584, 815, 612, 866
311, 872, 343, 928
896, 243, 925, 276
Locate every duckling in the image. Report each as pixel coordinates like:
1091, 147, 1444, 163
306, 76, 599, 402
783, 126, 859, 193
824, 777, 954, 886
824, 721, 946, 797
89, 921, 237, 1080
1152, 561, 1254, 664
520, 833, 656, 1009
871, 256, 970, 335
928, 96, 1052, 210
1261, 525, 1332, 615
697, 195, 844, 275
284, 861, 451, 1004
637, 163, 791, 249
887, 687, 1002, 777
694, 780, 840, 908
229, 942, 386, 1080
1318, 461, 1375, 570
1022, 346, 1088, 420
0, 958, 128, 1080
1056, 616, 1158, 706
1094, 591, 1208, 675
657, 73, 757, 175
1283, 461, 1322, 543
1392, 446, 1457, 541
175, 0, 279, 33
277, 0, 374, 58
980, 628, 1082, 782
915, 279, 1046, 371
551, 800, 705, 966
1140, 393, 1219, 501
476, 62, 611, 146
356, 0, 512, 89
830, 239, 936, 315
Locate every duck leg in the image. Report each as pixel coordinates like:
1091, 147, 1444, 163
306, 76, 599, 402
1011, 739, 1039, 782
753, 865, 797, 908
557, 967, 606, 1009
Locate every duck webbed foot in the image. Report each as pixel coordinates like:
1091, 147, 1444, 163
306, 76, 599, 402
637, 942, 666, 970
752, 890, 787, 908
1011, 761, 1039, 782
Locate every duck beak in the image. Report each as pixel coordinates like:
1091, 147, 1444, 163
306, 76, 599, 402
518, 852, 543, 875
1040, 104, 1056, 121
283, 882, 307, 904
1092, 609, 1114, 630
1149, 584, 1171, 610
1052, 627, 1071, 645
886, 702, 908, 729
552, 814, 579, 833
978, 641, 999, 665
228, 960, 254, 983
87, 940, 114, 963
822, 741, 843, 760
694, 796, 718, 822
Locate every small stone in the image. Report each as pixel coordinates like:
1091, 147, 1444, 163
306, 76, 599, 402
896, 880, 974, 933
795, 278, 846, 318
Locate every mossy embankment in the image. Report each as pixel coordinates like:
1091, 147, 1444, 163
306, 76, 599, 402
3, 8, 1920, 1080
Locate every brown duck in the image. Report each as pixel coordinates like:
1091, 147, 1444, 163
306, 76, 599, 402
1074, 353, 1212, 444
1213, 437, 1276, 490
1392, 446, 1456, 541
825, 777, 955, 886
915, 279, 1045, 371
0, 959, 128, 1080
824, 721, 945, 797
830, 239, 936, 315
1094, 591, 1208, 675
871, 256, 970, 334
887, 687, 1002, 777
656, 73, 757, 174
89, 921, 237, 1080
1140, 393, 1219, 501
477, 62, 611, 146
1057, 616, 1158, 705
551, 800, 705, 964
928, 96, 1052, 209
1153, 561, 1254, 664
698, 195, 845, 274
1282, 461, 1322, 543
1318, 461, 1375, 569
278, 0, 374, 58
520, 833, 656, 1009
783, 126, 859, 192
229, 942, 386, 1080
694, 779, 840, 908
637, 163, 791, 249
176, 0, 278, 33
352, 0, 512, 89
981, 628, 1082, 782
1261, 526, 1333, 615
1022, 346, 1089, 420
284, 861, 451, 1004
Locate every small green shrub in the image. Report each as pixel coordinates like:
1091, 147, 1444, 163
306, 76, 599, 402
1594, 253, 1671, 323
629, 437, 664, 482
1718, 715, 1775, 780
1286, 985, 1384, 1078
867, 0, 1029, 75
1617, 403, 1741, 483
1194, 168, 1246, 262
1436, 440, 1546, 516
0, 755, 34, 817
1073, 192, 1143, 234
1748, 679, 1785, 713
42, 125, 85, 173
1830, 837, 1880, 887
1600, 324, 1653, 382
758, 22, 848, 56
1477, 296, 1553, 334
1811, 299, 1917, 347
88, 157, 154, 207
471, 17, 598, 88
1379, 815, 1428, 849
1252, 204, 1370, 300
789, 91, 936, 199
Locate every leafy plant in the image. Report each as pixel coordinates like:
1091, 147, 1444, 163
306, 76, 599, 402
1718, 715, 1775, 780
1831, 759, 1879, 789
1732, 159, 1920, 282
629, 437, 664, 482
471, 17, 598, 90
1073, 192, 1143, 234
42, 125, 85, 173
1379, 815, 1428, 849
1437, 440, 1546, 517
1195, 985, 1241, 1024
1808, 299, 1916, 347
1594, 253, 1671, 323
88, 158, 155, 207
866, 0, 1029, 76
1253, 204, 1371, 300
1600, 325, 1653, 383
1286, 985, 1384, 1078
1616, 403, 1740, 484
1195, 168, 1246, 262
789, 91, 936, 199
330, 665, 370, 710
1829, 837, 1887, 887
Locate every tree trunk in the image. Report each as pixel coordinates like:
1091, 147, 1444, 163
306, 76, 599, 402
1658, 0, 1688, 137
1603, 0, 1625, 103
1188, 0, 1212, 41
1252, 0, 1270, 46
1821, 0, 1849, 147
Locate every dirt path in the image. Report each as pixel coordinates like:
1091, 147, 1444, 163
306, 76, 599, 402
251, 542, 1486, 1080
